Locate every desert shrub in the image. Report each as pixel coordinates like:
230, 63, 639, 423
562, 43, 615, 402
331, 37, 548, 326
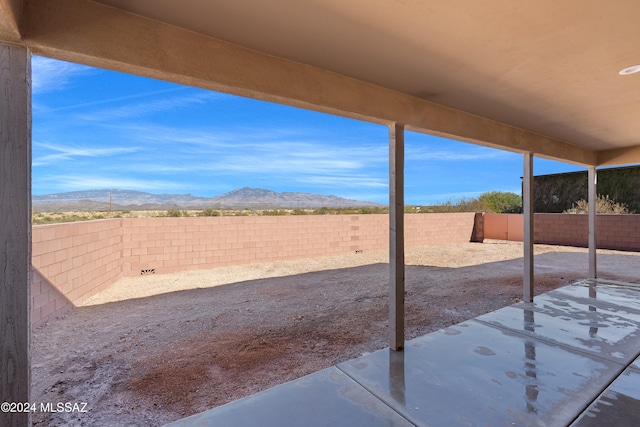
61, 214, 84, 222
413, 191, 520, 213
359, 206, 388, 214
314, 207, 332, 215
564, 195, 634, 214
478, 191, 522, 213
423, 198, 483, 213
292, 209, 308, 215
262, 209, 287, 216
32, 215, 56, 225
454, 197, 488, 212
166, 209, 183, 217
308, 206, 387, 215
197, 209, 221, 217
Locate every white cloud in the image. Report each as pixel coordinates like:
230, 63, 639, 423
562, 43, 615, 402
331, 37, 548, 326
221, 141, 382, 177
76, 92, 219, 122
33, 141, 141, 166
298, 175, 387, 188
406, 145, 513, 162
41, 175, 187, 193
128, 164, 195, 174
213, 154, 363, 175
106, 122, 388, 177
31, 56, 95, 94
37, 87, 189, 113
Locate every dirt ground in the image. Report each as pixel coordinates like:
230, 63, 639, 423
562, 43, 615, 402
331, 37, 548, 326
31, 241, 640, 426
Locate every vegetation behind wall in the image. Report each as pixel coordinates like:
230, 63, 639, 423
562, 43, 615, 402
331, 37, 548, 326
534, 166, 640, 213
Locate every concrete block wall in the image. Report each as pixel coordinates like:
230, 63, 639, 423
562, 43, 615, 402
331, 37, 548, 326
31, 220, 123, 327
485, 213, 640, 251
535, 214, 640, 250
31, 268, 73, 328
470, 212, 484, 242
405, 213, 478, 247
121, 213, 476, 276
596, 215, 640, 250
534, 214, 587, 247
120, 215, 377, 276
31, 213, 479, 327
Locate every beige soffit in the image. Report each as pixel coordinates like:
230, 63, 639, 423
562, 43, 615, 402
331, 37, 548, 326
0, 0, 23, 42
5, 0, 640, 165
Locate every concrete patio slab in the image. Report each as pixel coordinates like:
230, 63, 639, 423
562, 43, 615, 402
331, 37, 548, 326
339, 320, 623, 427
164, 281, 640, 427
165, 366, 414, 427
571, 356, 640, 427
474, 283, 640, 364
551, 280, 640, 311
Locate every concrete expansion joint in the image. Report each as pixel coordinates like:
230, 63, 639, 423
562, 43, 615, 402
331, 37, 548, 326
470, 316, 631, 369
335, 364, 419, 427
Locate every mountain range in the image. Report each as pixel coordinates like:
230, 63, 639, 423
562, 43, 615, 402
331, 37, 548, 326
32, 188, 382, 211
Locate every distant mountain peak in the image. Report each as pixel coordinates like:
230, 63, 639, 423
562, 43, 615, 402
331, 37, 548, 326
32, 188, 381, 211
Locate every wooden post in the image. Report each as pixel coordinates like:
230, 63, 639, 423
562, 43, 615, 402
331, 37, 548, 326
389, 123, 405, 350
523, 153, 534, 302
588, 167, 597, 279
0, 43, 31, 427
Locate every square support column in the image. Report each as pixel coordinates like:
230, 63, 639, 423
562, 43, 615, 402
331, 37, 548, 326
523, 153, 534, 302
0, 43, 32, 427
389, 123, 405, 351
588, 167, 597, 279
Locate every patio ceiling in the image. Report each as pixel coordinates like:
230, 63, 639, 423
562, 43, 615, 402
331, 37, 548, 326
2, 0, 640, 166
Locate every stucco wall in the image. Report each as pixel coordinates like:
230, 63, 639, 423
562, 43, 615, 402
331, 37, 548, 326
484, 214, 524, 242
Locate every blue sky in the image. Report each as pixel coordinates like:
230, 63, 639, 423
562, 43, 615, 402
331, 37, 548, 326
32, 56, 585, 205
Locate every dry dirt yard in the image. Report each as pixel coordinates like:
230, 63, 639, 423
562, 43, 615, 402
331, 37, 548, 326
31, 241, 640, 426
